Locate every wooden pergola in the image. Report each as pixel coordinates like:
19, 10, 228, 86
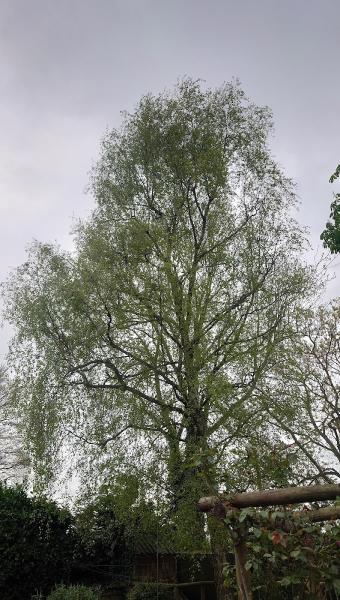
198, 484, 340, 600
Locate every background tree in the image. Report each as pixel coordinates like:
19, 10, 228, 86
259, 301, 340, 483
0, 366, 28, 482
3, 79, 319, 596
320, 163, 340, 253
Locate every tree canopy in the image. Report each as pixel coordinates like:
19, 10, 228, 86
3, 80, 319, 548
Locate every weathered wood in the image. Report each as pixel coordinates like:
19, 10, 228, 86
173, 587, 181, 600
263, 506, 340, 532
234, 539, 252, 600
293, 505, 340, 523
198, 484, 340, 512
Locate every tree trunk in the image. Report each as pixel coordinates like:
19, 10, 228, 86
167, 438, 208, 550
168, 419, 230, 597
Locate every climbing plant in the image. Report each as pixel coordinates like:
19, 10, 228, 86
223, 506, 340, 599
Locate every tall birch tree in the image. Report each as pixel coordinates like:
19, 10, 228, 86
3, 80, 317, 552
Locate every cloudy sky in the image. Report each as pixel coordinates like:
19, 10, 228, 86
0, 0, 339, 358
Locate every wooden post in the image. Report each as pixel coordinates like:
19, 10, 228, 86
234, 538, 252, 600
173, 586, 180, 600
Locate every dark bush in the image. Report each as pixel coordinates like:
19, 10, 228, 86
0, 483, 75, 600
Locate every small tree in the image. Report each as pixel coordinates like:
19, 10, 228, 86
74, 480, 172, 565
75, 492, 129, 566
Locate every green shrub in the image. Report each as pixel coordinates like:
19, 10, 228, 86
127, 582, 174, 600
0, 483, 74, 600
47, 585, 100, 600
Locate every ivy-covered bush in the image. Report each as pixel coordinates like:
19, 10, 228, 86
223, 506, 340, 599
127, 582, 174, 600
0, 483, 75, 600
46, 584, 100, 600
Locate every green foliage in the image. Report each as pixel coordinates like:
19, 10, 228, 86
0, 483, 74, 600
223, 507, 340, 598
46, 585, 99, 600
222, 435, 303, 493
330, 164, 340, 183
73, 485, 182, 598
321, 163, 340, 253
74, 490, 132, 566
74, 484, 178, 570
127, 583, 174, 600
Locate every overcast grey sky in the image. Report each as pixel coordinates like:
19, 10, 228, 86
0, 0, 339, 358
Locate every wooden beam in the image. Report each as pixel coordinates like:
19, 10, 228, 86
198, 484, 340, 513
293, 505, 340, 523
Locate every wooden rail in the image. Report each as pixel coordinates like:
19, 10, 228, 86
198, 484, 340, 513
